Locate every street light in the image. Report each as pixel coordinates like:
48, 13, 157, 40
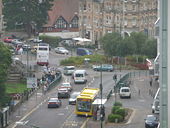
99, 65, 105, 128
113, 74, 117, 103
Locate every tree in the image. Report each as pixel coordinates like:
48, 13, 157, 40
141, 38, 157, 58
3, 0, 54, 36
0, 43, 12, 108
129, 32, 148, 55
100, 32, 122, 57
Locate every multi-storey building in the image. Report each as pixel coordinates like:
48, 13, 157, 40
79, 0, 158, 46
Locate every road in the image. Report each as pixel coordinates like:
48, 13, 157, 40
12, 49, 159, 128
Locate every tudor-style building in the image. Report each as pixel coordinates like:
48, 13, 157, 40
42, 0, 79, 33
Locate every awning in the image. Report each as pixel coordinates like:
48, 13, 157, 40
72, 37, 91, 42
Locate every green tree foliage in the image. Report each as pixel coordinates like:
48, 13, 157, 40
100, 32, 157, 58
0, 43, 12, 108
100, 32, 122, 57
3, 0, 54, 36
141, 38, 157, 58
129, 32, 147, 55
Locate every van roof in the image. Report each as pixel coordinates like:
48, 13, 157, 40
74, 70, 86, 73
120, 87, 130, 89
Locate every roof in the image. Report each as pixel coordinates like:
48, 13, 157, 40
92, 99, 107, 105
44, 0, 79, 27
77, 88, 100, 99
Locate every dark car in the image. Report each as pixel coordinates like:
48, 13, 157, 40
47, 98, 62, 108
145, 115, 159, 128
93, 64, 114, 72
58, 88, 70, 98
68, 92, 80, 105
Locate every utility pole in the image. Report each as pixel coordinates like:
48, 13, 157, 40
100, 68, 103, 128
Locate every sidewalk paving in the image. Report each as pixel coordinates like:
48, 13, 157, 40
85, 74, 159, 128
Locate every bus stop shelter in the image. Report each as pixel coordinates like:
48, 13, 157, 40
92, 99, 107, 121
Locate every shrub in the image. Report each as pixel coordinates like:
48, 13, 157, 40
112, 106, 120, 114
108, 114, 123, 123
115, 108, 126, 119
114, 102, 122, 107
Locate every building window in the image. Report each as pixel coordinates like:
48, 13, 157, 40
71, 16, 79, 28
55, 16, 67, 29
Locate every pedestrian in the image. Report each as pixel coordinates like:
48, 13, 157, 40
150, 77, 153, 86
138, 89, 140, 96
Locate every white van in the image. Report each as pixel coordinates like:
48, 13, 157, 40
119, 87, 131, 98
73, 70, 87, 84
63, 66, 75, 75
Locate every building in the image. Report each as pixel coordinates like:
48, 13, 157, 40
79, 0, 158, 47
41, 0, 79, 38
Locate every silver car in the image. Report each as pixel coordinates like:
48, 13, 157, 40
68, 92, 80, 105
54, 47, 69, 54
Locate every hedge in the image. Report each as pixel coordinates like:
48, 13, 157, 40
115, 108, 126, 119
114, 102, 122, 107
112, 106, 121, 114
108, 114, 123, 123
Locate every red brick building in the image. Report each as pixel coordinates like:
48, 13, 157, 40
42, 0, 79, 33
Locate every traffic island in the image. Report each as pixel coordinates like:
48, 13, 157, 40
105, 102, 134, 125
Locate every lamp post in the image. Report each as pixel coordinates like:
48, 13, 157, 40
113, 74, 117, 103
100, 68, 103, 128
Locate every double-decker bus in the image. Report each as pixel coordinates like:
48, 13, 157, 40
75, 87, 100, 116
37, 43, 49, 66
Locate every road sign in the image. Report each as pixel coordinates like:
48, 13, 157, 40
27, 77, 37, 88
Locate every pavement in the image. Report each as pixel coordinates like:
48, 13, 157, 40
85, 73, 159, 128
7, 71, 159, 128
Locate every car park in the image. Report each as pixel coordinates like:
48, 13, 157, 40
93, 64, 114, 72
60, 82, 72, 92
63, 66, 75, 75
144, 115, 159, 128
58, 88, 70, 98
68, 92, 80, 105
47, 98, 62, 108
54, 47, 69, 54
119, 87, 131, 98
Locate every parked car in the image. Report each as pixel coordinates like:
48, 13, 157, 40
93, 64, 114, 72
76, 48, 92, 56
58, 88, 70, 98
119, 87, 131, 98
47, 97, 62, 108
144, 115, 159, 128
3, 37, 13, 43
68, 92, 80, 105
54, 47, 69, 54
63, 66, 75, 75
60, 82, 72, 92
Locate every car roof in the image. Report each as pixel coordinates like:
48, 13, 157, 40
120, 87, 130, 89
65, 66, 75, 68
72, 92, 80, 95
49, 97, 59, 100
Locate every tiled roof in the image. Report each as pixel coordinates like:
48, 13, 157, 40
44, 0, 79, 27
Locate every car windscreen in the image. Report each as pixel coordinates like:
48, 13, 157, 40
121, 89, 130, 92
75, 74, 84, 77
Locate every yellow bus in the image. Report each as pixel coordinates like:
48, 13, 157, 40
75, 87, 100, 116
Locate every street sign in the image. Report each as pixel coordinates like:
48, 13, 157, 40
27, 77, 37, 88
